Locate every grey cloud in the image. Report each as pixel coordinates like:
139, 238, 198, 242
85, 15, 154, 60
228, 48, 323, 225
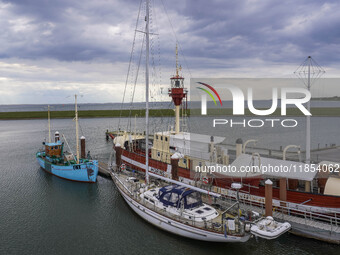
2, 0, 340, 67
0, 0, 340, 104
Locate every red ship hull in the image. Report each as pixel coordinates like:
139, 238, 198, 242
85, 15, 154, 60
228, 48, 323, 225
118, 148, 340, 211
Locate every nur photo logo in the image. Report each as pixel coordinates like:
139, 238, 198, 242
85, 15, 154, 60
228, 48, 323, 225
193, 78, 316, 128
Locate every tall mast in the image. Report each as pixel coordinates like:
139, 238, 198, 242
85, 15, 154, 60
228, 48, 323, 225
145, 0, 150, 184
75, 94, 80, 164
48, 105, 51, 143
175, 44, 180, 133
176, 44, 179, 77
169, 44, 186, 134
306, 56, 311, 164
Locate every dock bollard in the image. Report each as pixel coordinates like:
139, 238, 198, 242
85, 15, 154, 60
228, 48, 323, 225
80, 136, 86, 159
265, 179, 273, 217
171, 153, 180, 181
115, 143, 122, 170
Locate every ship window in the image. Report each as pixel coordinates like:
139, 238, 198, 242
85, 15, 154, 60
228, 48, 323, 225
156, 135, 158, 139
165, 137, 168, 142
185, 192, 202, 209
163, 192, 171, 201
183, 158, 187, 164
161, 136, 163, 141
157, 152, 160, 157
195, 210, 204, 214
169, 193, 179, 203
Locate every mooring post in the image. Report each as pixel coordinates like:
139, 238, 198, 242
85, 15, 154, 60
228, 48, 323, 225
115, 143, 122, 170
265, 179, 273, 217
171, 153, 180, 181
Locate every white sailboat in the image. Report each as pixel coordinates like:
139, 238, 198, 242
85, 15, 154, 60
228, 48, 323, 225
111, 0, 251, 242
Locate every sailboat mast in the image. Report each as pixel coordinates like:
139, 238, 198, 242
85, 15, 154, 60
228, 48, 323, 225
75, 94, 80, 164
48, 105, 51, 143
306, 56, 311, 164
145, 0, 150, 184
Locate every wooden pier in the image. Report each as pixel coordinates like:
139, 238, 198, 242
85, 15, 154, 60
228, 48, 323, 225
98, 161, 112, 178
238, 198, 340, 244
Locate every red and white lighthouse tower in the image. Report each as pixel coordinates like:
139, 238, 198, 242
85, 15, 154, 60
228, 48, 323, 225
168, 45, 187, 134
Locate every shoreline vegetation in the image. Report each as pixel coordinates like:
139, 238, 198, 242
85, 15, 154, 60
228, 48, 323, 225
1, 107, 340, 120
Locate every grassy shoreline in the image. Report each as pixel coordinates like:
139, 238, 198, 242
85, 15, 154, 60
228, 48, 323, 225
0, 109, 176, 120
1, 107, 340, 120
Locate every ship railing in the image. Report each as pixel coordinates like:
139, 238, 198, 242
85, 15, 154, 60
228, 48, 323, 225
234, 195, 339, 233
223, 189, 340, 219
275, 205, 339, 227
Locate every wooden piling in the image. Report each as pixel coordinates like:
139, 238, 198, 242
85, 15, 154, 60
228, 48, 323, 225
265, 179, 273, 217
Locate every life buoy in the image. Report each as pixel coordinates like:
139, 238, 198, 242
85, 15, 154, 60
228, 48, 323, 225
202, 177, 209, 184
120, 163, 126, 171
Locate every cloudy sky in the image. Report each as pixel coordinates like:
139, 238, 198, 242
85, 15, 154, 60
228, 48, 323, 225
0, 0, 339, 104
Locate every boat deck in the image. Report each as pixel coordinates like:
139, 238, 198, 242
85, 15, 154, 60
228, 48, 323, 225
111, 170, 247, 237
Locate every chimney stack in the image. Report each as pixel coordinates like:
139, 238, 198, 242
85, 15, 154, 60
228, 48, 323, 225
54, 131, 60, 142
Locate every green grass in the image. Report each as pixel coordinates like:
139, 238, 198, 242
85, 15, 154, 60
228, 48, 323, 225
1, 107, 340, 120
0, 109, 178, 120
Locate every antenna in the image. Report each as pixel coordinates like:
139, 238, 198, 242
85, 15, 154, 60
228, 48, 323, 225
294, 56, 325, 164
75, 94, 80, 164
176, 43, 179, 77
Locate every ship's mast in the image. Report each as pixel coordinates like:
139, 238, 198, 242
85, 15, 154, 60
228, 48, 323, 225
169, 44, 186, 134
175, 45, 180, 134
145, 0, 150, 184
75, 94, 80, 164
176, 44, 179, 77
306, 57, 311, 164
48, 105, 51, 143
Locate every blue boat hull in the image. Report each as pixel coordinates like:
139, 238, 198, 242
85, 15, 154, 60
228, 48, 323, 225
36, 156, 99, 183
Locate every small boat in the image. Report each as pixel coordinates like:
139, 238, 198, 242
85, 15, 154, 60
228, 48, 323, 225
36, 96, 99, 183
250, 216, 291, 240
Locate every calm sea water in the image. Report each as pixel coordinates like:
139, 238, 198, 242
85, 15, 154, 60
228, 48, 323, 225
0, 117, 339, 254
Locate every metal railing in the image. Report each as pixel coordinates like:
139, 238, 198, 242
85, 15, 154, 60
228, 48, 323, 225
235, 195, 339, 234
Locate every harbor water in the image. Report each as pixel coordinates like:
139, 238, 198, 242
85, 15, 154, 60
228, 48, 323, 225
0, 117, 339, 254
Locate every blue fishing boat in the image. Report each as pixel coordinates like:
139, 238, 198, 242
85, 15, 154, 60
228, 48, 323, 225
36, 96, 99, 183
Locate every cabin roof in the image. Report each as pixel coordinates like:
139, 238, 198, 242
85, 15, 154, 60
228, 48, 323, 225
158, 185, 202, 209
45, 141, 62, 146
159, 185, 193, 196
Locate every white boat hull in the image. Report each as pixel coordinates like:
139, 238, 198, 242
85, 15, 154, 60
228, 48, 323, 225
250, 219, 291, 240
114, 178, 250, 242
